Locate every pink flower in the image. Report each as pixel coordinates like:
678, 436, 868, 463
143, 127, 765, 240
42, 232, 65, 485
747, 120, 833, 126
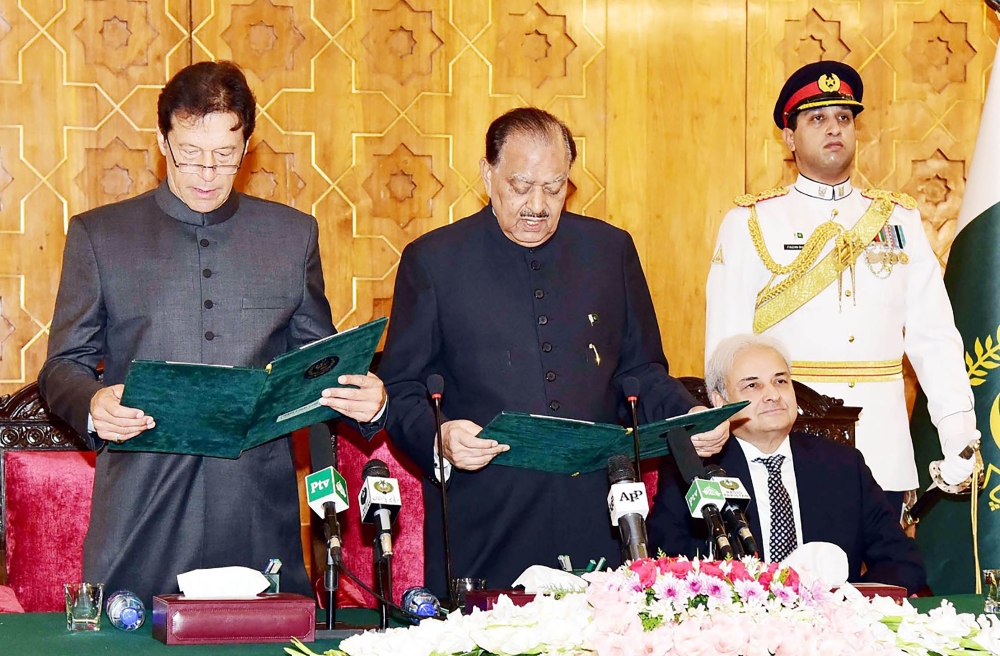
653, 574, 689, 608
707, 616, 751, 656
685, 572, 710, 597
670, 617, 717, 656
699, 560, 726, 581
591, 599, 642, 636
629, 559, 659, 589
734, 578, 767, 605
705, 577, 731, 604
758, 561, 781, 589
782, 566, 801, 592
726, 559, 753, 583
662, 558, 694, 580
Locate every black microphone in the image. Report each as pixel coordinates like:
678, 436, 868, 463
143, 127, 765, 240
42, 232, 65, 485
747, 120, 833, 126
623, 377, 643, 478
607, 454, 650, 561
665, 428, 734, 560
359, 459, 401, 560
703, 464, 760, 558
324, 502, 343, 564
427, 374, 456, 606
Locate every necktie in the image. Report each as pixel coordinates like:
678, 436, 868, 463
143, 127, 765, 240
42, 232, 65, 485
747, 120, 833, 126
754, 454, 797, 562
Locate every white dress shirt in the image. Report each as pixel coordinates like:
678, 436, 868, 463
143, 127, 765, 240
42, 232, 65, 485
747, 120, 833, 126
735, 435, 804, 562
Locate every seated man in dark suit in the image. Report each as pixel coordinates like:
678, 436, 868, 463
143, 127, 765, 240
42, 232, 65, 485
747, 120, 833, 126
648, 333, 927, 594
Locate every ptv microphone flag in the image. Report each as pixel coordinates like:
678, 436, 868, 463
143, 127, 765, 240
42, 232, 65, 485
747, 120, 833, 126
685, 479, 726, 518
306, 467, 349, 516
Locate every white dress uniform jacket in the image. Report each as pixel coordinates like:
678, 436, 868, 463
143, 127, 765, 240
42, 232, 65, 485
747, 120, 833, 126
706, 174, 974, 491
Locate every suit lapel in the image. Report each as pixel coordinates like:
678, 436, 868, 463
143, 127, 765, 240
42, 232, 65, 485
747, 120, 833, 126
788, 434, 820, 543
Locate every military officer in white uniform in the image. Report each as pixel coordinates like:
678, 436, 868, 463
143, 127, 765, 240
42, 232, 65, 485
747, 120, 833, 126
705, 61, 977, 507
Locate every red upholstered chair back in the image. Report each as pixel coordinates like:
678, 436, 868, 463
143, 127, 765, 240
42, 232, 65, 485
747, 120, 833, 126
329, 424, 426, 608
4, 450, 96, 612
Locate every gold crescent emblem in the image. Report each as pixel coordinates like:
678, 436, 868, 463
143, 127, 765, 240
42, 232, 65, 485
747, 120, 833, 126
818, 73, 841, 93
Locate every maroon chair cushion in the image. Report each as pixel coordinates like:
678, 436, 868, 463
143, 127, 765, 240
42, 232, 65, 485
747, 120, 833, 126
5, 450, 96, 612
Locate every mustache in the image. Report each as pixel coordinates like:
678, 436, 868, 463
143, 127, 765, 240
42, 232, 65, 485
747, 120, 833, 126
520, 210, 550, 219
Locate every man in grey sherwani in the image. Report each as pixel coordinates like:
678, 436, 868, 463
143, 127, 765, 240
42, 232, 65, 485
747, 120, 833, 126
39, 61, 387, 604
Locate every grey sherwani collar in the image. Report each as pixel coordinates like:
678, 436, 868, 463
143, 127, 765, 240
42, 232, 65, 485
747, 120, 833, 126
154, 181, 241, 226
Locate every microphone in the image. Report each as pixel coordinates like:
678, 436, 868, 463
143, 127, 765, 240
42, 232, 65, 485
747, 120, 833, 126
703, 464, 759, 558
359, 459, 402, 561
305, 466, 350, 563
427, 374, 455, 606
665, 429, 734, 560
607, 454, 650, 561
623, 377, 643, 478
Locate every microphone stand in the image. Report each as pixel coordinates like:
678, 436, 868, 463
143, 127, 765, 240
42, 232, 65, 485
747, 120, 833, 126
627, 395, 642, 478
373, 540, 392, 631
431, 391, 456, 609
310, 423, 370, 640
325, 549, 338, 630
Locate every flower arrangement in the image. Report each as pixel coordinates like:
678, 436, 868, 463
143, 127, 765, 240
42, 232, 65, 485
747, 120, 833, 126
839, 585, 1000, 656
582, 556, 895, 655
285, 556, 1000, 656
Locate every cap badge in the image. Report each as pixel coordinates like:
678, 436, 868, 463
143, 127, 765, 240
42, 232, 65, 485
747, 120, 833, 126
818, 73, 842, 93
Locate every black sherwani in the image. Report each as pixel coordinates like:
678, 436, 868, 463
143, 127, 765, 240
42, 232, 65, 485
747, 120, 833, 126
39, 183, 337, 604
379, 206, 696, 596
648, 432, 927, 594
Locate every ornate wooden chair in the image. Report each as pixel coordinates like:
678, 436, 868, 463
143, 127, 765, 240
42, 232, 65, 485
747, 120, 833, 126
678, 377, 860, 447
0, 381, 92, 612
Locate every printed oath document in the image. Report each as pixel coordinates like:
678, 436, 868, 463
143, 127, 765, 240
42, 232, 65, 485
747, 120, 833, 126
114, 317, 388, 458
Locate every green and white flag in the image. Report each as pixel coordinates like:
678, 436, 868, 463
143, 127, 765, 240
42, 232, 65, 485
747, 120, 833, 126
912, 54, 1000, 595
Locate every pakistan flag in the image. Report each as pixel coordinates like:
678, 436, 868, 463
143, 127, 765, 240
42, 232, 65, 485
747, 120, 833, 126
912, 57, 1000, 595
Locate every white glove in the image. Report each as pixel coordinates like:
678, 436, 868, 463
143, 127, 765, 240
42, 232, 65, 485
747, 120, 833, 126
939, 430, 980, 486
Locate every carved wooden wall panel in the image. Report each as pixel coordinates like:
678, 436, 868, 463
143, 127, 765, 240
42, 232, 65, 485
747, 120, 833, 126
190, 0, 606, 327
0, 0, 995, 392
0, 1, 188, 395
745, 0, 998, 267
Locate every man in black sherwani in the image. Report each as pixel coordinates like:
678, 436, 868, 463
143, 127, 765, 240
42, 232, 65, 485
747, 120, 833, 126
39, 62, 387, 604
379, 107, 729, 598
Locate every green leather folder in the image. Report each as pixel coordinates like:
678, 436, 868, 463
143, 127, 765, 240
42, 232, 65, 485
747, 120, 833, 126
478, 401, 749, 474
114, 317, 388, 458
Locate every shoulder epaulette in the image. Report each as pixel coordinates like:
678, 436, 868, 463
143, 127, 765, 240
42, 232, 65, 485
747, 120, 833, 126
861, 188, 917, 210
734, 186, 790, 208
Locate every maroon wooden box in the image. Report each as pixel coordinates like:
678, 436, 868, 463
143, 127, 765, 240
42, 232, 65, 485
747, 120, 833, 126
152, 593, 315, 645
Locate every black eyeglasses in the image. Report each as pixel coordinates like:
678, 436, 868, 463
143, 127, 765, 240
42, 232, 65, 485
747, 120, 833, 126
165, 139, 245, 176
